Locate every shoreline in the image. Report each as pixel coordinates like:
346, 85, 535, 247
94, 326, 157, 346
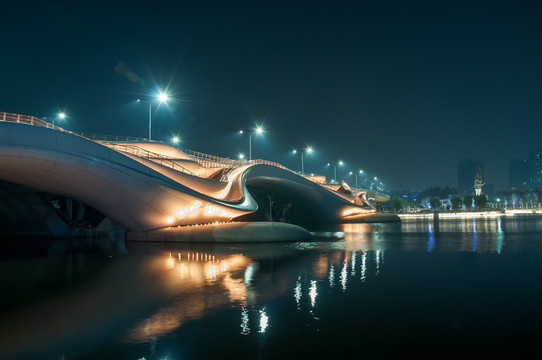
398, 209, 542, 219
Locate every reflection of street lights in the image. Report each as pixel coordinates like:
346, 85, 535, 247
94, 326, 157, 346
293, 146, 313, 174
239, 126, 263, 160
138, 91, 169, 141
53, 112, 66, 129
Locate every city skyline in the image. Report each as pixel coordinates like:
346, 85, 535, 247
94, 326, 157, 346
3, 1, 542, 191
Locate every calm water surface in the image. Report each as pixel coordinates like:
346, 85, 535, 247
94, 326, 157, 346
2, 216, 542, 359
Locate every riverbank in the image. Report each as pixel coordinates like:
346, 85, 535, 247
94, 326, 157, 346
398, 209, 542, 219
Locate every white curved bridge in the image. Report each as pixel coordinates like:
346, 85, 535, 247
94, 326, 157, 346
0, 112, 399, 241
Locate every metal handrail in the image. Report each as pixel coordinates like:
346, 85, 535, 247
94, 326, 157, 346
1, 111, 296, 178
78, 133, 148, 142
101, 143, 197, 176
181, 148, 293, 172
1, 112, 79, 136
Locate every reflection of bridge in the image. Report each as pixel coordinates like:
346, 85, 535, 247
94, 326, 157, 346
0, 112, 399, 240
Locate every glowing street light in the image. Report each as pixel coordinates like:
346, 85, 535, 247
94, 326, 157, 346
293, 146, 313, 174
327, 160, 343, 183
351, 169, 363, 189
138, 91, 169, 141
371, 176, 379, 190
53, 112, 66, 130
239, 126, 263, 161
171, 136, 180, 145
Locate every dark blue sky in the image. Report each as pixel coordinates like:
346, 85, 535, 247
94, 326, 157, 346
3, 0, 542, 191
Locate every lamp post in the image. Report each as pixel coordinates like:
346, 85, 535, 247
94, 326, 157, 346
239, 126, 263, 161
52, 112, 66, 130
348, 171, 362, 189
293, 146, 313, 174
138, 91, 168, 141
327, 161, 343, 183
356, 170, 363, 189
371, 176, 378, 190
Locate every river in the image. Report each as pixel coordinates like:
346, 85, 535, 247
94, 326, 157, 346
1, 215, 542, 359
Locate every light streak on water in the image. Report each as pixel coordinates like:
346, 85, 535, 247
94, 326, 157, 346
361, 251, 367, 282
240, 305, 250, 335
427, 224, 435, 253
259, 308, 268, 333
350, 251, 356, 276
340, 258, 348, 291
375, 250, 382, 276
294, 276, 302, 308
471, 218, 478, 252
329, 265, 335, 287
309, 280, 317, 307
244, 263, 256, 286
497, 217, 504, 254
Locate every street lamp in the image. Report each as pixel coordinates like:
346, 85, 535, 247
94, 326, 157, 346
293, 146, 313, 174
354, 169, 363, 189
327, 161, 343, 183
138, 91, 169, 141
239, 126, 263, 160
171, 136, 180, 145
371, 176, 378, 190
52, 112, 66, 130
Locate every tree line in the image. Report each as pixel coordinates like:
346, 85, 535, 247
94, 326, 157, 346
387, 186, 542, 213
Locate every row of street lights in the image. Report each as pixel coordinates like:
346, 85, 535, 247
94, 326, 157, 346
135, 91, 385, 190
235, 127, 382, 189
47, 90, 169, 139
49, 90, 384, 190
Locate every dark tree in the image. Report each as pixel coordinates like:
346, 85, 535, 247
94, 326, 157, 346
390, 195, 404, 213
451, 196, 462, 211
474, 194, 488, 209
463, 195, 474, 209
429, 197, 440, 210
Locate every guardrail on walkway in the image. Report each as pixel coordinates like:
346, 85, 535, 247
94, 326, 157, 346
79, 133, 148, 142
1, 111, 294, 178
101, 143, 198, 176
1, 112, 78, 135
181, 148, 292, 172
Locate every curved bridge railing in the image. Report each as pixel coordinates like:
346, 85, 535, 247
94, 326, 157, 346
101, 143, 198, 176
181, 148, 292, 172
1, 112, 79, 135
1, 111, 293, 178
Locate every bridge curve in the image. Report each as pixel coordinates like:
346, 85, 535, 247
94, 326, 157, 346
0, 113, 399, 238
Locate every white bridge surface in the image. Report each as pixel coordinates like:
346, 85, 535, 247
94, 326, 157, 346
0, 113, 397, 239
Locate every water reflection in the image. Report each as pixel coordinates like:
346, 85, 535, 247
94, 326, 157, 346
2, 216, 542, 358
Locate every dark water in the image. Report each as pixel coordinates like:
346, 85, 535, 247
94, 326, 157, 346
2, 216, 542, 359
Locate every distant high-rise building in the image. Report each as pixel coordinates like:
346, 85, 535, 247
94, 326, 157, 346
528, 152, 542, 189
509, 159, 530, 190
484, 183, 495, 198
457, 159, 483, 195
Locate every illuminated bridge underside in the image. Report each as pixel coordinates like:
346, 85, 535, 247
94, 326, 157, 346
0, 121, 398, 239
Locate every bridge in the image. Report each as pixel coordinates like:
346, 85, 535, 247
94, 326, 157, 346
0, 112, 399, 241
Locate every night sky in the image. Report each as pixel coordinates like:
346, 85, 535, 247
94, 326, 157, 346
3, 1, 542, 192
